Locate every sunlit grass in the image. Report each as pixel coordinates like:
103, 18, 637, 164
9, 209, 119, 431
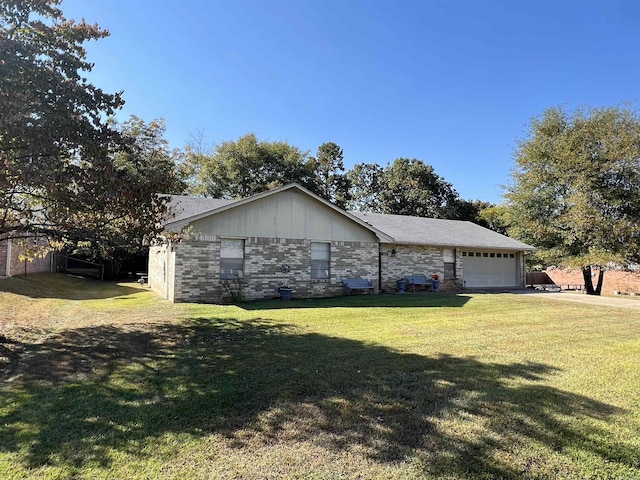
1, 273, 639, 479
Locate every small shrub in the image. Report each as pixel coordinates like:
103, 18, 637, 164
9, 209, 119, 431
222, 277, 247, 303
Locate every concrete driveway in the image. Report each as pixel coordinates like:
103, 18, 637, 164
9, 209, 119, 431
514, 290, 640, 310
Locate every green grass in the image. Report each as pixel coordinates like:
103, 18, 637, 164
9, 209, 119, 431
1, 273, 639, 479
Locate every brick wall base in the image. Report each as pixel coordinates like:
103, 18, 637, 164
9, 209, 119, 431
379, 244, 448, 292
545, 268, 640, 295
163, 237, 380, 303
150, 237, 463, 304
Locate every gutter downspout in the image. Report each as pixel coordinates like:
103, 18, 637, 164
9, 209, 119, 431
378, 245, 382, 294
166, 241, 171, 300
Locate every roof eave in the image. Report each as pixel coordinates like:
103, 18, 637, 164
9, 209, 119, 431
380, 240, 536, 251
162, 183, 395, 242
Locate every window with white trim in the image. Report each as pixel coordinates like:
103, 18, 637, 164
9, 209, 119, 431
311, 242, 330, 279
443, 248, 455, 279
220, 239, 244, 280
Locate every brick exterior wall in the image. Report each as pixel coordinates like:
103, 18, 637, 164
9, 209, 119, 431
380, 244, 465, 292
379, 244, 445, 292
545, 268, 640, 295
174, 241, 221, 303
150, 236, 482, 303
158, 236, 380, 303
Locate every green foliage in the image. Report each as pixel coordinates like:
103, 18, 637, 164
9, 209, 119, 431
0, 0, 124, 235
185, 133, 315, 198
307, 142, 351, 209
446, 199, 497, 226
476, 203, 511, 235
57, 116, 185, 275
506, 105, 640, 273
347, 158, 472, 219
186, 140, 486, 223
0, 3, 185, 276
381, 158, 456, 216
345, 162, 384, 211
222, 277, 247, 303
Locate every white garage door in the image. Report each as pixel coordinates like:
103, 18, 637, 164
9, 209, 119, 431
462, 251, 518, 288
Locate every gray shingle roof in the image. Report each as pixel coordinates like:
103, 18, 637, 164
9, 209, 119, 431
350, 211, 535, 251
163, 191, 535, 251
165, 195, 234, 223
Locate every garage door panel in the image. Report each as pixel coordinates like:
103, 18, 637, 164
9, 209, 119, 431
463, 252, 518, 288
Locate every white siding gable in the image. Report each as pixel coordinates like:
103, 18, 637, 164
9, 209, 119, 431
189, 189, 378, 242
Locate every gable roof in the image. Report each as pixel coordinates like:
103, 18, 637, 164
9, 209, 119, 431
164, 184, 394, 242
164, 195, 234, 224
163, 184, 535, 251
350, 211, 535, 251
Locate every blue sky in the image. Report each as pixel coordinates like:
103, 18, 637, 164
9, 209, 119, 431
62, 0, 640, 204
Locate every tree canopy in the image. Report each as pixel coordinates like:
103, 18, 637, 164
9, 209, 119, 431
1, 0, 124, 235
346, 163, 384, 212
1, 1, 183, 276
307, 142, 351, 209
505, 105, 640, 294
186, 141, 483, 222
184, 133, 315, 198
347, 158, 477, 220
56, 116, 185, 275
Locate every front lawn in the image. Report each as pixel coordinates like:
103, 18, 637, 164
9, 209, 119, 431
1, 274, 639, 479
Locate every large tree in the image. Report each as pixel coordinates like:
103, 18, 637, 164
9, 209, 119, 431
185, 133, 316, 198
46, 116, 185, 276
1, 2, 184, 277
506, 105, 640, 295
347, 158, 467, 219
1, 0, 124, 236
307, 142, 351, 209
475, 203, 510, 235
346, 163, 384, 212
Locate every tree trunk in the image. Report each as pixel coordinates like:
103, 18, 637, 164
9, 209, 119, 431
104, 258, 123, 280
582, 266, 595, 295
582, 265, 603, 296
594, 268, 605, 296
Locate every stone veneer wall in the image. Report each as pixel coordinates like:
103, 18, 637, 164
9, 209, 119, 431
545, 268, 640, 296
166, 236, 379, 303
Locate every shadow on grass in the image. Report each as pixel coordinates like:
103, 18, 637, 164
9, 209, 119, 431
0, 273, 142, 300
241, 292, 472, 310
0, 318, 636, 477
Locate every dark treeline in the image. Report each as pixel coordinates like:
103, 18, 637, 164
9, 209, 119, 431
181, 134, 495, 225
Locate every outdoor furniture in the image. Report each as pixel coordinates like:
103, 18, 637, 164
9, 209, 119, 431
342, 278, 375, 295
560, 283, 585, 291
404, 274, 433, 292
